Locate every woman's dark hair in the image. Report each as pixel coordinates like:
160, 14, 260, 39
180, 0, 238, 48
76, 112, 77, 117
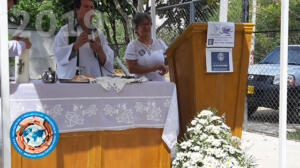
73, 0, 96, 10
74, 0, 82, 10
133, 13, 152, 29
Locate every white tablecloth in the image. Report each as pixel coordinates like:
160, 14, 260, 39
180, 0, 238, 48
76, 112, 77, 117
9, 81, 179, 149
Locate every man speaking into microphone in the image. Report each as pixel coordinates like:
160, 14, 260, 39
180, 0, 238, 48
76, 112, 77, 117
53, 0, 114, 79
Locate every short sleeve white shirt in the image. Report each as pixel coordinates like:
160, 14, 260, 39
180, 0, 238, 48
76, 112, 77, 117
125, 39, 167, 81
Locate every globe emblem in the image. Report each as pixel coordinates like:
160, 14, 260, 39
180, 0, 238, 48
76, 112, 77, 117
22, 125, 46, 147
15, 116, 53, 154
11, 111, 59, 159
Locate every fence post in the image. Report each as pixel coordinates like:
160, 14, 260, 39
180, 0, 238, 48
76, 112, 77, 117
242, 0, 249, 22
189, 1, 195, 24
219, 0, 228, 22
151, 0, 156, 39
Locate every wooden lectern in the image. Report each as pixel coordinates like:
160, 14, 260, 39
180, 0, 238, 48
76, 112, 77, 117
166, 23, 254, 137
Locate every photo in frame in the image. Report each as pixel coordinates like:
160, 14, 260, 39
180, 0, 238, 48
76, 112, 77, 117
206, 48, 233, 73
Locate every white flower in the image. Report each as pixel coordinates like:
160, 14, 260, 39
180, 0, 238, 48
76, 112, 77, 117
182, 162, 192, 168
175, 152, 185, 160
194, 124, 203, 134
203, 157, 219, 168
212, 139, 221, 147
190, 152, 203, 163
187, 127, 195, 132
198, 110, 214, 117
214, 148, 226, 158
206, 125, 221, 135
191, 119, 197, 126
224, 160, 233, 168
180, 141, 192, 149
200, 133, 208, 141
172, 110, 256, 168
206, 136, 215, 144
206, 148, 214, 155
198, 119, 208, 125
210, 116, 222, 121
191, 146, 200, 151
212, 127, 221, 134
229, 157, 238, 166
228, 146, 236, 154
221, 123, 231, 130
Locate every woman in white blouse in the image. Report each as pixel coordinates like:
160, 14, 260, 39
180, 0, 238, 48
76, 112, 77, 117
125, 13, 168, 81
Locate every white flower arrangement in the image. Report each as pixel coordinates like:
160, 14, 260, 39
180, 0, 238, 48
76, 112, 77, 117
172, 109, 256, 168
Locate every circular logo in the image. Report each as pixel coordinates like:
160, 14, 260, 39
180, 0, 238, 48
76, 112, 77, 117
138, 49, 146, 56
10, 111, 59, 159
217, 52, 225, 62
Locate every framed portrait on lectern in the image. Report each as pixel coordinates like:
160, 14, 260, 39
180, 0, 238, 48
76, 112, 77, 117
206, 48, 233, 73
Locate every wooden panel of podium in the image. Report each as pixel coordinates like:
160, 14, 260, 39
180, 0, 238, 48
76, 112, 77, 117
166, 23, 254, 137
12, 128, 170, 168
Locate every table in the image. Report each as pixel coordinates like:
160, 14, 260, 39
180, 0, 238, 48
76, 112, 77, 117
9, 81, 179, 168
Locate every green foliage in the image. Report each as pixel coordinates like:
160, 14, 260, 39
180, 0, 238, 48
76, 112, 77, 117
255, 2, 281, 31
253, 33, 280, 63
207, 0, 242, 23
252, 0, 300, 63
9, 0, 58, 31
227, 0, 242, 23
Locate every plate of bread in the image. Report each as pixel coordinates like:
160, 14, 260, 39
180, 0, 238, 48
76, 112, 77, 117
59, 74, 95, 83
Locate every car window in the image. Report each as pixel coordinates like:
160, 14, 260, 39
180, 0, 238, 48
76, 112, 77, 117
288, 47, 300, 64
260, 46, 300, 64
260, 47, 280, 64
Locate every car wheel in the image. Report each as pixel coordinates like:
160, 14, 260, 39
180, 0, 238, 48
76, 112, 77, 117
248, 105, 258, 117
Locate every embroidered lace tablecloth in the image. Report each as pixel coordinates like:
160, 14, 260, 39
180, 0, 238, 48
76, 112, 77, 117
9, 81, 179, 149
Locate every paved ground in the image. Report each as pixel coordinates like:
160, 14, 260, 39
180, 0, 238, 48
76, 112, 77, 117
241, 131, 300, 168
241, 107, 300, 168
246, 107, 300, 134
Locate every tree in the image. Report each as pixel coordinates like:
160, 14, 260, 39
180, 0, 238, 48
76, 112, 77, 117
8, 0, 219, 68
252, 0, 300, 62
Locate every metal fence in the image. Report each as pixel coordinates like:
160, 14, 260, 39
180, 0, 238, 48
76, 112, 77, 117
246, 30, 300, 140
155, 1, 300, 141
155, 0, 218, 45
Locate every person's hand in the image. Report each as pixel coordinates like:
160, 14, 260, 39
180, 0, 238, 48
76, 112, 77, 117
89, 37, 102, 54
12, 35, 32, 49
153, 64, 168, 76
19, 38, 32, 49
73, 32, 89, 51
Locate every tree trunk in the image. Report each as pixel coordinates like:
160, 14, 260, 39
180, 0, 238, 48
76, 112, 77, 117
121, 17, 130, 44
100, 13, 112, 45
113, 0, 134, 41
108, 16, 120, 57
137, 0, 144, 12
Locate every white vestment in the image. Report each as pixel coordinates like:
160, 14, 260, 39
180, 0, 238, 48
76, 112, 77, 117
53, 24, 114, 79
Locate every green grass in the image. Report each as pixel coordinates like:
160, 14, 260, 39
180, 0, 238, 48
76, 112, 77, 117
287, 131, 300, 140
